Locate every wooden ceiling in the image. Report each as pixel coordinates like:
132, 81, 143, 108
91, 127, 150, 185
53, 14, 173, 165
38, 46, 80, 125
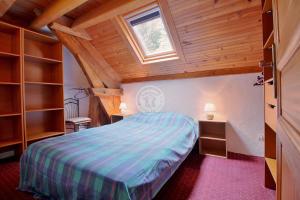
87, 0, 263, 82
0, 0, 263, 83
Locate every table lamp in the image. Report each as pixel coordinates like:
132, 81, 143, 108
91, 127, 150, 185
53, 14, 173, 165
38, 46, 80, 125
119, 102, 128, 114
204, 103, 216, 120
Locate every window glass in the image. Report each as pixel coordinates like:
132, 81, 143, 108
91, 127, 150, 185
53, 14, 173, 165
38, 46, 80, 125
127, 7, 174, 56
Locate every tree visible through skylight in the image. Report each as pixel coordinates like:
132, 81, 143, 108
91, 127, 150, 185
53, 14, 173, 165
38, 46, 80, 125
128, 7, 174, 56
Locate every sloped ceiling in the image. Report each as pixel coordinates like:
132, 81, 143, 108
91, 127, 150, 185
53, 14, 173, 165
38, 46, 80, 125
1, 0, 263, 83
86, 0, 262, 82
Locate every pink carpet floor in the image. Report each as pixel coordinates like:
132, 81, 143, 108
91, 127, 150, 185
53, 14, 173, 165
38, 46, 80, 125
0, 151, 275, 200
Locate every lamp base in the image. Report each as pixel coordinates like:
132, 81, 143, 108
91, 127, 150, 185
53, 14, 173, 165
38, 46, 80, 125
206, 114, 214, 120
120, 109, 127, 115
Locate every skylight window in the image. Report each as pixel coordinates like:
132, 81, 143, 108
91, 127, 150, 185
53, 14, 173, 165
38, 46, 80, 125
128, 7, 174, 56
117, 3, 180, 64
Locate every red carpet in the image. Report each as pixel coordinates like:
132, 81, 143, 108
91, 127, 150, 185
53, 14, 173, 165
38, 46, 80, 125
0, 151, 275, 200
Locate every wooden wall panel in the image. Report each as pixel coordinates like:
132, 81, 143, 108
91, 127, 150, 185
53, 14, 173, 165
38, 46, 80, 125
86, 0, 263, 82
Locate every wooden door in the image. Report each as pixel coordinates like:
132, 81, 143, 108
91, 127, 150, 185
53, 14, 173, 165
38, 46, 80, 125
273, 0, 300, 199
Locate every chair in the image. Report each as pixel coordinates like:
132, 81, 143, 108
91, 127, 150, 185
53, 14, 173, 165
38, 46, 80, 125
64, 98, 91, 132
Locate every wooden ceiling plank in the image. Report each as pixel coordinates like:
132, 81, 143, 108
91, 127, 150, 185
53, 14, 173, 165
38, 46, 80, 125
72, 0, 155, 30
0, 0, 16, 17
50, 22, 92, 40
30, 0, 88, 30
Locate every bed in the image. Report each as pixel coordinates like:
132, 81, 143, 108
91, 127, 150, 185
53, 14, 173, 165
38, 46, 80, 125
19, 112, 198, 200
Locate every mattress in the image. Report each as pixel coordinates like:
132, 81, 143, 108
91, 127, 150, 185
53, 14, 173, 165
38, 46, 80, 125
19, 112, 198, 200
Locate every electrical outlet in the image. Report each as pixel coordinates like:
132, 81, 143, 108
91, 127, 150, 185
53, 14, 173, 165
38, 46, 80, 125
258, 135, 264, 142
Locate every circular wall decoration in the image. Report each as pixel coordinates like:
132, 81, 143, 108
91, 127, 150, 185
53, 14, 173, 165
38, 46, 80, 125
136, 85, 165, 112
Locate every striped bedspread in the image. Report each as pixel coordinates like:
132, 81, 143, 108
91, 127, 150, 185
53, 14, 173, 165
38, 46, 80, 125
19, 112, 198, 200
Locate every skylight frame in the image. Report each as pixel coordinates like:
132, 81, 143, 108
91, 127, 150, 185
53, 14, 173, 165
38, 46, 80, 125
117, 2, 180, 64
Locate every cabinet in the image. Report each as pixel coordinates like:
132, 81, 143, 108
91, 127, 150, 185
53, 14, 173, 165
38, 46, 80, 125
198, 120, 227, 158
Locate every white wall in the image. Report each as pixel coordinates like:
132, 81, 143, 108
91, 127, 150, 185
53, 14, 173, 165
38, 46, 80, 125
63, 47, 90, 116
121, 73, 264, 157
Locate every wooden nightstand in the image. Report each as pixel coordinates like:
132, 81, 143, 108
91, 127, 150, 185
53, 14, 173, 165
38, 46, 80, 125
199, 119, 227, 158
110, 114, 130, 123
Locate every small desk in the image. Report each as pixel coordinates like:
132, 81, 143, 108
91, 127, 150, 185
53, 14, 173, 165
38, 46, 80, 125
198, 119, 227, 158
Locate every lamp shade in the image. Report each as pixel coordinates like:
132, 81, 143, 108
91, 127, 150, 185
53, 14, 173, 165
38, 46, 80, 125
204, 103, 216, 112
119, 102, 128, 110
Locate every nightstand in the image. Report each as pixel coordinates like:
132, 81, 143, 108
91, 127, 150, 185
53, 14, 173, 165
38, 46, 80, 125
198, 119, 227, 158
110, 114, 130, 123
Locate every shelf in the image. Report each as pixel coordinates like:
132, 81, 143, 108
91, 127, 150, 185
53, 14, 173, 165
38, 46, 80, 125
0, 26, 20, 55
262, 0, 272, 13
263, 31, 274, 49
0, 82, 20, 85
24, 29, 58, 44
0, 85, 21, 114
0, 21, 20, 30
202, 149, 227, 158
24, 30, 62, 62
0, 51, 20, 58
25, 84, 64, 110
199, 119, 227, 123
200, 136, 226, 141
201, 131, 226, 140
265, 103, 277, 132
265, 78, 277, 106
24, 54, 62, 64
262, 13, 273, 45
265, 78, 273, 84
200, 138, 227, 158
0, 113, 21, 117
26, 107, 64, 113
0, 115, 22, 147
0, 139, 22, 148
0, 56, 21, 83
25, 81, 63, 86
265, 158, 277, 183
24, 58, 63, 84
27, 131, 64, 142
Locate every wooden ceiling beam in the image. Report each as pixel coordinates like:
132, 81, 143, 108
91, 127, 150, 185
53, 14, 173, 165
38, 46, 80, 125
72, 0, 155, 30
30, 0, 88, 30
54, 30, 121, 89
0, 0, 16, 17
91, 88, 123, 96
121, 66, 261, 83
77, 40, 122, 88
89, 95, 121, 126
50, 23, 92, 40
54, 30, 122, 125
75, 54, 105, 88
